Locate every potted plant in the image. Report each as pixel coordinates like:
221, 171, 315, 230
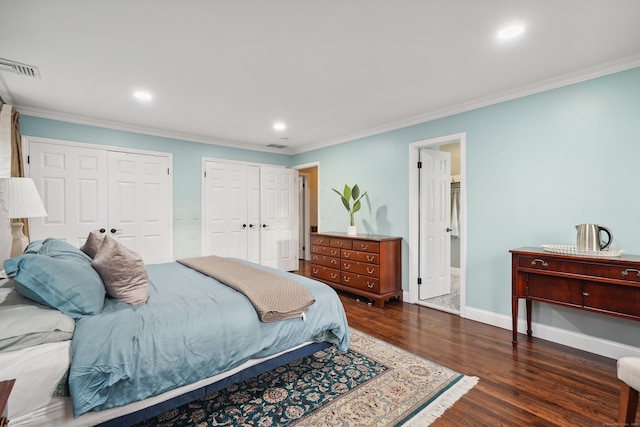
332, 184, 366, 235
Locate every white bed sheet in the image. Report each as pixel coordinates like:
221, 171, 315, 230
5, 340, 311, 427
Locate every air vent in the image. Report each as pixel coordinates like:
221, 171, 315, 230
0, 58, 41, 78
267, 144, 288, 149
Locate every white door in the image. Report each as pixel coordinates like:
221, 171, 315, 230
260, 166, 299, 271
28, 141, 108, 247
108, 151, 171, 264
203, 161, 249, 259
419, 149, 451, 299
298, 174, 309, 260
246, 165, 261, 264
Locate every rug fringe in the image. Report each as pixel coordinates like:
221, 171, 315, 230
402, 375, 479, 426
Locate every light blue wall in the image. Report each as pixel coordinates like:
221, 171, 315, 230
20, 67, 640, 348
20, 117, 291, 259
293, 67, 640, 347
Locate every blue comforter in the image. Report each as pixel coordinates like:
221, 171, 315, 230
69, 261, 349, 417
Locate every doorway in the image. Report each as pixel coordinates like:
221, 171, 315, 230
408, 133, 466, 317
293, 162, 319, 261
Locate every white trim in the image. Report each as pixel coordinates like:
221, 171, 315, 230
15, 58, 640, 156
408, 133, 467, 318
464, 306, 640, 359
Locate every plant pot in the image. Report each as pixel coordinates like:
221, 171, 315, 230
347, 225, 357, 236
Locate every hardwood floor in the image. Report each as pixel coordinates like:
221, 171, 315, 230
293, 261, 634, 426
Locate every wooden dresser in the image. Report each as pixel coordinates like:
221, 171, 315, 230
510, 247, 640, 348
310, 232, 402, 307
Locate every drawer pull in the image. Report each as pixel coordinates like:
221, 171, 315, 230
621, 269, 640, 277
366, 268, 375, 274
343, 252, 350, 258
531, 259, 549, 267
366, 255, 375, 262
312, 268, 318, 274
312, 255, 318, 260
582, 292, 590, 297
312, 248, 318, 253
337, 242, 344, 247
361, 244, 369, 250
367, 282, 374, 289
343, 276, 350, 283
331, 259, 337, 265
330, 273, 338, 279
343, 264, 351, 270
331, 250, 338, 256
317, 238, 323, 244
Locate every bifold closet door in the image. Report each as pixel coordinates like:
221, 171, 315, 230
107, 151, 171, 264
28, 140, 172, 264
28, 141, 109, 248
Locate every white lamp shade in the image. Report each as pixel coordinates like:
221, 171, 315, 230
0, 177, 48, 219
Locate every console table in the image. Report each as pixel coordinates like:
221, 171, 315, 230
511, 247, 640, 348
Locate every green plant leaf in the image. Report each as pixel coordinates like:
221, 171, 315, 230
343, 184, 351, 201
340, 196, 350, 211
352, 185, 360, 200
353, 200, 361, 214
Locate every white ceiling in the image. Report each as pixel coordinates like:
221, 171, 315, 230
1, 1, 639, 154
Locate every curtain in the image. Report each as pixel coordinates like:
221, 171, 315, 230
0, 104, 28, 237
450, 186, 460, 238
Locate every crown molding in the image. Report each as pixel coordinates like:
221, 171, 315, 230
290, 56, 640, 154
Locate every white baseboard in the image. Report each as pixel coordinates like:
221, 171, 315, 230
464, 306, 640, 360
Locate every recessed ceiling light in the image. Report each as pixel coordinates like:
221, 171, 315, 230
133, 90, 153, 102
497, 24, 525, 40
273, 122, 286, 131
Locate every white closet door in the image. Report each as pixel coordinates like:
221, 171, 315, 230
29, 141, 108, 247
246, 165, 261, 264
260, 166, 298, 271
107, 151, 171, 264
203, 161, 248, 259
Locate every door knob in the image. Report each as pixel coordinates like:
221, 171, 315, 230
249, 224, 255, 228
110, 228, 120, 234
446, 227, 452, 232
242, 224, 247, 228
99, 228, 106, 233
262, 224, 269, 228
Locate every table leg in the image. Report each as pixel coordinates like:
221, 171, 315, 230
512, 297, 519, 348
526, 299, 532, 337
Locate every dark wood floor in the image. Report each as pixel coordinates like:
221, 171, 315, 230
293, 261, 635, 426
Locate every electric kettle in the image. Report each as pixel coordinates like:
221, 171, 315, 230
575, 224, 612, 251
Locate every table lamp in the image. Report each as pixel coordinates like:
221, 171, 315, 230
0, 177, 48, 257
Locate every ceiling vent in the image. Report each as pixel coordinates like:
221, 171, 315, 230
0, 58, 41, 78
267, 143, 288, 149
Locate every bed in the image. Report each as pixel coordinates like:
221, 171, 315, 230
0, 236, 349, 427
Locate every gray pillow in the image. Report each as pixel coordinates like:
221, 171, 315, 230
91, 236, 149, 305
80, 231, 106, 259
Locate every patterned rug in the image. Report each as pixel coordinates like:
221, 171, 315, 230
133, 329, 477, 426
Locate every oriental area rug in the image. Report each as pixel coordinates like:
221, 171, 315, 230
134, 329, 478, 426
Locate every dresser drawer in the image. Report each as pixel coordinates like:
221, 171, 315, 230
342, 249, 379, 264
351, 240, 379, 253
311, 236, 331, 247
311, 254, 340, 268
583, 282, 640, 317
341, 260, 379, 278
341, 272, 380, 293
585, 263, 640, 284
311, 265, 340, 282
526, 274, 582, 306
330, 238, 352, 250
311, 245, 340, 257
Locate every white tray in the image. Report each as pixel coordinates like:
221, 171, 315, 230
541, 244, 624, 257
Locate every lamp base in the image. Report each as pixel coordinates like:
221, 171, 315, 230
10, 222, 28, 257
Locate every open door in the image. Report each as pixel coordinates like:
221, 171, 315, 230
418, 149, 451, 300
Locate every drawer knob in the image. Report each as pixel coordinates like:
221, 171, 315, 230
531, 259, 549, 267
330, 273, 337, 279
312, 268, 318, 274
344, 276, 350, 283
367, 268, 375, 274
621, 269, 640, 277
367, 255, 374, 262
338, 242, 343, 247
331, 250, 338, 256
361, 244, 369, 250
343, 264, 350, 270
331, 259, 337, 264
582, 292, 590, 297
367, 283, 374, 289
343, 252, 350, 258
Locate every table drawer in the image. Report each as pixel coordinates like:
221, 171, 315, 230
526, 274, 582, 306
311, 245, 340, 257
311, 265, 340, 282
342, 249, 379, 264
311, 254, 340, 268
341, 272, 380, 293
583, 282, 640, 317
518, 255, 585, 275
586, 264, 640, 284
341, 260, 379, 278
351, 240, 379, 253
330, 238, 352, 250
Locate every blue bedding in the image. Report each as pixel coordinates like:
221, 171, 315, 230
69, 261, 349, 417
